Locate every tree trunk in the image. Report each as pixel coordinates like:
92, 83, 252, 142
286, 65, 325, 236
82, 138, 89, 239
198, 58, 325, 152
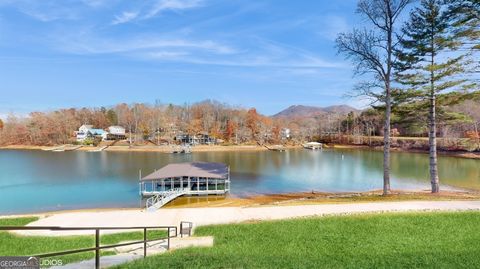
429, 92, 440, 193
383, 8, 393, 196
429, 29, 439, 193
383, 88, 391, 195
429, 43, 439, 193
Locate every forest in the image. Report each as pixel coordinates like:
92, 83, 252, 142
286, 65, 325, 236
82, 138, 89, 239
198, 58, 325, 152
0, 98, 479, 149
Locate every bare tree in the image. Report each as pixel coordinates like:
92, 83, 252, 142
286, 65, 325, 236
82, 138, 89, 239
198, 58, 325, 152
336, 0, 412, 195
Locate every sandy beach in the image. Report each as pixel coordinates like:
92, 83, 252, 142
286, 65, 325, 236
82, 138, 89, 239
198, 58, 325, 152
8, 200, 480, 237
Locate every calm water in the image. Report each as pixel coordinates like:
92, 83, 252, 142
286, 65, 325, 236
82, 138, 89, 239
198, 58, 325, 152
0, 149, 479, 214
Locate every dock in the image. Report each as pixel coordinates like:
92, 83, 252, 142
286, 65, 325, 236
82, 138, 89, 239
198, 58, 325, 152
140, 162, 230, 211
88, 146, 108, 152
65, 145, 83, 151
264, 145, 286, 152
42, 145, 83, 152
171, 145, 192, 154
303, 142, 322, 150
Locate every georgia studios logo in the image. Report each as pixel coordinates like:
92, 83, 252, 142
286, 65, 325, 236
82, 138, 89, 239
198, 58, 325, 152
26, 257, 39, 267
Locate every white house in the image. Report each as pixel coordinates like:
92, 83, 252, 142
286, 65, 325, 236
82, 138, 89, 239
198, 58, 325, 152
103, 126, 127, 141
76, 125, 93, 142
281, 128, 291, 140
108, 126, 126, 135
76, 125, 107, 142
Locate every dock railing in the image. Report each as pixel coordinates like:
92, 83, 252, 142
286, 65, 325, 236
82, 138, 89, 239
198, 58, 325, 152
146, 187, 190, 211
0, 225, 178, 269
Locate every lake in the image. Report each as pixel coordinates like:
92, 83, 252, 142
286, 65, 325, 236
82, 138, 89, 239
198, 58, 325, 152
0, 148, 479, 214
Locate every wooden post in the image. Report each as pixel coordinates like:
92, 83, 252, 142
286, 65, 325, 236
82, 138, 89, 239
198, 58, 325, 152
95, 229, 100, 269
143, 228, 147, 257
167, 228, 170, 250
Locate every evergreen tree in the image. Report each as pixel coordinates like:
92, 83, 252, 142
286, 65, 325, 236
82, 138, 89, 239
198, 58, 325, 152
106, 109, 118, 125
445, 0, 479, 49
445, 0, 480, 74
395, 0, 474, 193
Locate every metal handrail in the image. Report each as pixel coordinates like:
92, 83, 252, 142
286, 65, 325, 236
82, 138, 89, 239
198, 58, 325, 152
0, 225, 178, 269
146, 187, 190, 210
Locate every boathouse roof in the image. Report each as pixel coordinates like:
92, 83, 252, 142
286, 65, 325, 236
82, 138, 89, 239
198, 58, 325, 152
141, 162, 229, 181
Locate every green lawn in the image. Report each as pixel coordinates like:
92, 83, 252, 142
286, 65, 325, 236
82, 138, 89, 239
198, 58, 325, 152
116, 212, 480, 269
0, 217, 167, 266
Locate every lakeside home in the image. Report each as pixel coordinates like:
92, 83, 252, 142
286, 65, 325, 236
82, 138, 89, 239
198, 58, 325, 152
104, 125, 127, 141
175, 132, 217, 145
76, 124, 126, 142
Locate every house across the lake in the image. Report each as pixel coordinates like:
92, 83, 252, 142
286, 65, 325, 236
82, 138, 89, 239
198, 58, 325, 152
103, 126, 127, 141
281, 128, 291, 140
139, 162, 230, 210
76, 124, 94, 142
76, 124, 125, 142
175, 132, 217, 145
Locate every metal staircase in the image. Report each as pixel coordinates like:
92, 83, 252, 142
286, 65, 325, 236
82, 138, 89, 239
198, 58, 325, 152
146, 188, 190, 212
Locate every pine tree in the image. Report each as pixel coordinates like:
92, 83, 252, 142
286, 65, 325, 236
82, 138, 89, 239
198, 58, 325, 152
445, 0, 479, 49
445, 0, 480, 74
395, 0, 474, 193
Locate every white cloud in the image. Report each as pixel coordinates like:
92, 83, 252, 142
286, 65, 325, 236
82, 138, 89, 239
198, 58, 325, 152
52, 30, 344, 69
111, 0, 204, 25
112, 11, 139, 25
145, 0, 204, 18
59, 35, 236, 56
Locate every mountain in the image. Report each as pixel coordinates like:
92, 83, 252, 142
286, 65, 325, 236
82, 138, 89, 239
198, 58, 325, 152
272, 105, 359, 118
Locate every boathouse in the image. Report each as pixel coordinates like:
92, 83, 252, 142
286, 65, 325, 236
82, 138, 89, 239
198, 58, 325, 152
139, 162, 230, 210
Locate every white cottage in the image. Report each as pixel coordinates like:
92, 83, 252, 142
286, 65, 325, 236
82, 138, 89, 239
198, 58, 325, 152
76, 125, 93, 142
108, 126, 126, 135
103, 126, 127, 141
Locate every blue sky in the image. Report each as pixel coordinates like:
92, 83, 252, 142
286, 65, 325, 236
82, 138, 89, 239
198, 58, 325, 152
0, 0, 365, 116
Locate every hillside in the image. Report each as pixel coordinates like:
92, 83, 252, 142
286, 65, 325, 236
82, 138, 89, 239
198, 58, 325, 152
273, 105, 358, 118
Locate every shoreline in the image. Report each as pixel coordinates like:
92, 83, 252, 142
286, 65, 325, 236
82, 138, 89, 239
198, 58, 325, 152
328, 144, 480, 159
2, 189, 480, 218
1, 143, 479, 159
0, 144, 300, 153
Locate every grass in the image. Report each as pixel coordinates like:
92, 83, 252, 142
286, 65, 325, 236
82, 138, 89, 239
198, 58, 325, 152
115, 212, 480, 269
0, 217, 167, 266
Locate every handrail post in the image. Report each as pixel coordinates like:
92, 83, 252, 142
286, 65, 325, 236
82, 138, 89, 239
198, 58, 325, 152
95, 229, 100, 269
167, 228, 170, 250
143, 228, 147, 258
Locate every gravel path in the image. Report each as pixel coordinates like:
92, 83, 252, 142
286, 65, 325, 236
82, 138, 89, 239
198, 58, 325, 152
11, 200, 480, 236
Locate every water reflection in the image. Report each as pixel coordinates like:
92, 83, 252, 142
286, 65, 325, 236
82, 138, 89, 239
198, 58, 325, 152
0, 148, 479, 214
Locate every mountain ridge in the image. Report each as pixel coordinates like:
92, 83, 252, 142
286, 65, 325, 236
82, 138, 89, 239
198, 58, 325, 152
273, 104, 359, 118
